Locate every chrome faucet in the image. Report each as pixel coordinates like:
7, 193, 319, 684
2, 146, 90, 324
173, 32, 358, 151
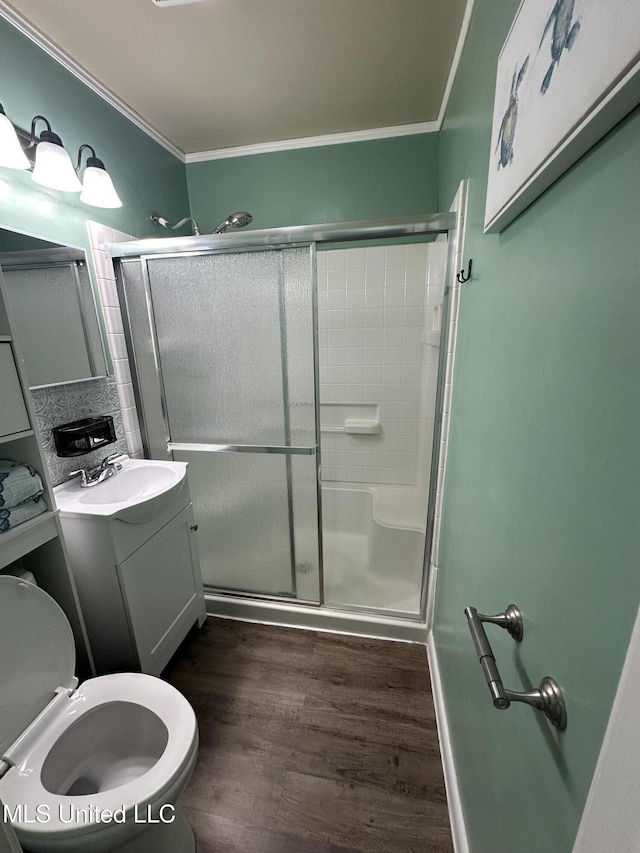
69, 453, 123, 488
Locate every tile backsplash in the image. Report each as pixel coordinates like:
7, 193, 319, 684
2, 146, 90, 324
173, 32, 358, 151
32, 376, 129, 487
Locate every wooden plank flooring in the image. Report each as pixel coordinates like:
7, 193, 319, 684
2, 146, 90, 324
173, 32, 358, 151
163, 618, 453, 853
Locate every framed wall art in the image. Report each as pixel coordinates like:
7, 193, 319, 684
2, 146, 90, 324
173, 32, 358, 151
484, 0, 640, 233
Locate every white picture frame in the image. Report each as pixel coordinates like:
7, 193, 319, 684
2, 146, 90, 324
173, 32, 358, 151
484, 0, 640, 234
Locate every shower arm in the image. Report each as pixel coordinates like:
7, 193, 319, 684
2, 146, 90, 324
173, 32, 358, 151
149, 211, 201, 236
172, 216, 201, 236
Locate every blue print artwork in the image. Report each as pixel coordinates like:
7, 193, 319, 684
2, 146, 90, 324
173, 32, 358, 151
540, 0, 581, 93
496, 56, 529, 170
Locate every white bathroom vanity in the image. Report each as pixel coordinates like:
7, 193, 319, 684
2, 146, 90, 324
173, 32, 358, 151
55, 457, 206, 676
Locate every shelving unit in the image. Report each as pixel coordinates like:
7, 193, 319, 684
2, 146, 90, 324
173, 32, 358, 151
0, 269, 95, 677
0, 429, 35, 443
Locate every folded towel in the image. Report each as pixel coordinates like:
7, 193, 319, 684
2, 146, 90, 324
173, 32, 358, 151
0, 460, 44, 508
0, 496, 47, 533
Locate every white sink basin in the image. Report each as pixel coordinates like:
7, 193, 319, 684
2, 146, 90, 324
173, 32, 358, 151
54, 457, 188, 523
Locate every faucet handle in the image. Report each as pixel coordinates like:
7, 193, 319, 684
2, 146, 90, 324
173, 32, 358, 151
100, 452, 123, 470
68, 469, 88, 486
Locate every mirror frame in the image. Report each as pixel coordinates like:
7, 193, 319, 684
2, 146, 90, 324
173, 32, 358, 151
0, 224, 112, 388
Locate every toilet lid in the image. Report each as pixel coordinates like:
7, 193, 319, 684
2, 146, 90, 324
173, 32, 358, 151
0, 576, 76, 755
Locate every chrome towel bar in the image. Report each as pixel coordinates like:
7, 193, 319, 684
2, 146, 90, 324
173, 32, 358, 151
167, 441, 316, 456
465, 605, 567, 730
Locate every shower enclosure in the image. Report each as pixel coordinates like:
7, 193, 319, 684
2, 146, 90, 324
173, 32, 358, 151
111, 215, 453, 627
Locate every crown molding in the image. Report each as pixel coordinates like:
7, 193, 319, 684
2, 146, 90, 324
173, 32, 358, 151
0, 1, 186, 162
185, 121, 439, 163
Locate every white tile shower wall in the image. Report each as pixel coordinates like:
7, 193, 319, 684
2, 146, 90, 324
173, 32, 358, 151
86, 221, 143, 458
318, 243, 440, 485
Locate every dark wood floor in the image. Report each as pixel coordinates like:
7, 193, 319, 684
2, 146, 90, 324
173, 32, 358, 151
163, 618, 453, 853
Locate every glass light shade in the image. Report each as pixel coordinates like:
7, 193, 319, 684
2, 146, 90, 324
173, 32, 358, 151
0, 112, 30, 169
32, 140, 82, 192
80, 165, 123, 208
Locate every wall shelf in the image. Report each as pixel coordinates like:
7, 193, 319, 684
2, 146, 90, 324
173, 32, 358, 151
0, 428, 35, 445
0, 511, 59, 571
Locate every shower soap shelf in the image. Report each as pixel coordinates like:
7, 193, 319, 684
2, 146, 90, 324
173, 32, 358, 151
321, 419, 380, 435
344, 419, 380, 434
319, 402, 380, 435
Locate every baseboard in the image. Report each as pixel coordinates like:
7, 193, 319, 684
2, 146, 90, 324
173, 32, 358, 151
427, 632, 470, 853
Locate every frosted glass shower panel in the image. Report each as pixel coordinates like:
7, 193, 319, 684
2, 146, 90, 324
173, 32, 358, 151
118, 258, 168, 459
172, 448, 298, 596
290, 454, 321, 601
122, 246, 320, 602
282, 248, 317, 446
146, 251, 314, 446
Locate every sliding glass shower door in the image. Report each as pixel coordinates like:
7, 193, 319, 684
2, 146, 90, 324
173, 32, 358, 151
119, 247, 320, 602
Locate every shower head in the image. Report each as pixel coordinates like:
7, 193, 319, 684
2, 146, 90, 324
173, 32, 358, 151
149, 211, 201, 236
213, 211, 253, 234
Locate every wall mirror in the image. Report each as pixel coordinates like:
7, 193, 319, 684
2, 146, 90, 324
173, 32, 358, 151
0, 227, 109, 388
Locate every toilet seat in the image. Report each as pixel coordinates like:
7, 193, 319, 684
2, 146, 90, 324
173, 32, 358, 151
1, 673, 197, 849
0, 577, 198, 851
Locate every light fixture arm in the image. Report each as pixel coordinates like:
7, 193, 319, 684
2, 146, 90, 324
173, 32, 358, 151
30, 114, 51, 139
5, 114, 56, 159
28, 115, 61, 148
76, 143, 109, 175
76, 143, 97, 170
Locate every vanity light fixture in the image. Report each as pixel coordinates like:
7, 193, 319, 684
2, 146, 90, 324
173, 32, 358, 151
0, 103, 30, 170
0, 102, 122, 208
77, 144, 123, 208
30, 115, 82, 192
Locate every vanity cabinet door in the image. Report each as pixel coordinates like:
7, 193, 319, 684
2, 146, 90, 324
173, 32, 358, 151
0, 342, 30, 437
117, 505, 202, 675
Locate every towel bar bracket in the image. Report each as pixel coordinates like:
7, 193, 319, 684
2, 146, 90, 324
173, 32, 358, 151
477, 603, 523, 642
504, 677, 567, 729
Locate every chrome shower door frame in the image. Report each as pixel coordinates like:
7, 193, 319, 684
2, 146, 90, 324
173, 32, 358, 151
116, 242, 323, 604
112, 213, 457, 622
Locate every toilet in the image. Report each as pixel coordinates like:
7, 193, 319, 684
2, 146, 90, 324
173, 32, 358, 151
0, 576, 198, 852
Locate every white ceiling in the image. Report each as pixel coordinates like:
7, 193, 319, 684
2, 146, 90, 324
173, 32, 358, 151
3, 0, 468, 158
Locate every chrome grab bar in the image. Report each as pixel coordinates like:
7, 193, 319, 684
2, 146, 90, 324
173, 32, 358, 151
464, 605, 567, 730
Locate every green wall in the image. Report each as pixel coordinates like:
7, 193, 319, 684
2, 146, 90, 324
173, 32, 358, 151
434, 2, 640, 851
186, 133, 439, 232
0, 16, 189, 252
